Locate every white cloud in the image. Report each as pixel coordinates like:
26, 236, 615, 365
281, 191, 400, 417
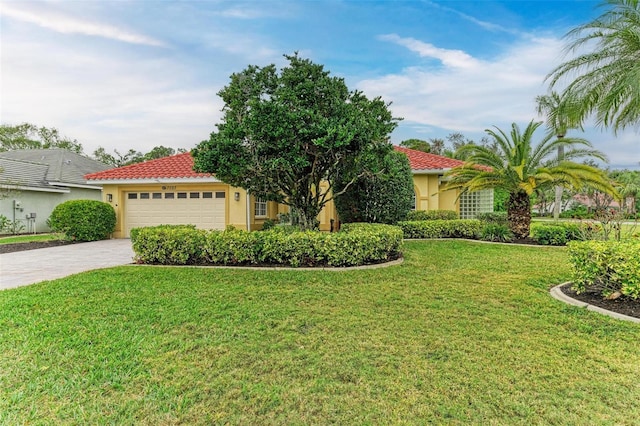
1, 37, 221, 154
361, 35, 562, 132
379, 34, 481, 69
361, 34, 639, 168
1, 3, 167, 47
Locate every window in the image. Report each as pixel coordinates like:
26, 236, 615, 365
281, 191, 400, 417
459, 189, 494, 219
412, 191, 417, 210
190, 192, 200, 199
152, 193, 162, 199
215, 192, 225, 199
255, 198, 267, 217
140, 193, 150, 199
165, 192, 175, 199
177, 192, 187, 199
128, 193, 137, 199
203, 192, 213, 199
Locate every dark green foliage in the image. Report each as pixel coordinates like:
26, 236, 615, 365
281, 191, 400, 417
559, 204, 591, 219
531, 225, 568, 245
397, 219, 482, 239
480, 223, 513, 242
399, 138, 430, 152
48, 200, 115, 241
493, 188, 509, 212
476, 211, 508, 224
334, 150, 413, 224
192, 53, 398, 230
130, 224, 403, 267
405, 210, 458, 221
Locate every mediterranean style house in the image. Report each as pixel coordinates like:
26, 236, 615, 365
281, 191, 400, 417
85, 146, 493, 238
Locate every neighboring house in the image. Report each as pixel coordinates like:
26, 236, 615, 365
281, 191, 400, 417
0, 149, 110, 233
85, 146, 493, 238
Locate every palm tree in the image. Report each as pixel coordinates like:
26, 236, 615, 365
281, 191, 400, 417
444, 121, 618, 239
546, 0, 640, 132
535, 91, 583, 219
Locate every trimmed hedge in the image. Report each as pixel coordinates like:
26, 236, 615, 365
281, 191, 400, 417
568, 240, 640, 299
48, 199, 116, 241
530, 221, 601, 245
130, 223, 403, 267
405, 210, 458, 221
397, 219, 482, 239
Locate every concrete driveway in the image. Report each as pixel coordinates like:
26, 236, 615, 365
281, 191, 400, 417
0, 239, 135, 290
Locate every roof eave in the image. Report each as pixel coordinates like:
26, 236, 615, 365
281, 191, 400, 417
85, 176, 222, 185
411, 168, 451, 175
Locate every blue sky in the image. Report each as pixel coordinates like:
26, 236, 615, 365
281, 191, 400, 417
1, 0, 639, 169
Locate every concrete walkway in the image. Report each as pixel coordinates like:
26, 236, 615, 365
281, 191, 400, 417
0, 239, 135, 290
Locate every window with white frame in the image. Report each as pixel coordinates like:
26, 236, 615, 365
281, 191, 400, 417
459, 189, 494, 219
412, 191, 417, 210
254, 197, 267, 217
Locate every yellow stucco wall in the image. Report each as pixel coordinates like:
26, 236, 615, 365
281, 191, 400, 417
101, 174, 453, 238
412, 174, 459, 214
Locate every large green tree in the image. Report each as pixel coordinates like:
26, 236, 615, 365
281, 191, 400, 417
334, 150, 414, 224
444, 121, 617, 239
547, 0, 640, 131
192, 54, 399, 230
0, 123, 83, 153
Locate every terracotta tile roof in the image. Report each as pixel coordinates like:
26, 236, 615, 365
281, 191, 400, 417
85, 152, 211, 180
393, 146, 466, 170
86, 146, 477, 181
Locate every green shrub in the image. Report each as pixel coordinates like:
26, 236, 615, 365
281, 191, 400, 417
48, 200, 116, 241
530, 221, 601, 245
130, 225, 206, 265
204, 228, 262, 265
334, 150, 414, 224
480, 223, 513, 242
476, 212, 508, 224
531, 225, 567, 245
568, 240, 640, 299
397, 219, 481, 239
405, 210, 458, 221
130, 223, 403, 268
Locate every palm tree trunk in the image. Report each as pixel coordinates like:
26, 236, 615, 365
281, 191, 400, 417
553, 145, 564, 220
507, 190, 532, 239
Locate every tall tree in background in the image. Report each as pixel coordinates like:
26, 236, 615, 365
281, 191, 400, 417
547, 0, 640, 132
429, 138, 445, 155
192, 54, 399, 230
399, 138, 430, 153
93, 145, 185, 167
0, 123, 83, 153
444, 121, 617, 239
535, 91, 583, 219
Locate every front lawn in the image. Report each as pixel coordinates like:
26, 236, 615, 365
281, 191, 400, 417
1, 240, 639, 424
0, 233, 61, 244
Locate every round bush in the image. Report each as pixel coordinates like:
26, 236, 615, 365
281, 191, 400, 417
48, 200, 116, 241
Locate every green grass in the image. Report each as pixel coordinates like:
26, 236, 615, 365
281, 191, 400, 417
0, 233, 61, 244
2, 240, 640, 424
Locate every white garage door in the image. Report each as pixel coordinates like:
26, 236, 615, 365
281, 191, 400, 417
124, 190, 226, 237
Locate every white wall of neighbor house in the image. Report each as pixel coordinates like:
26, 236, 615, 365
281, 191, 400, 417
0, 187, 103, 234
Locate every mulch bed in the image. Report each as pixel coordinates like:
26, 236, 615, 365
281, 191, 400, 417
559, 282, 640, 319
0, 240, 77, 254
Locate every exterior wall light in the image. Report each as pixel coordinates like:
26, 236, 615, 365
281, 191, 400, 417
234, 192, 240, 201
107, 194, 113, 202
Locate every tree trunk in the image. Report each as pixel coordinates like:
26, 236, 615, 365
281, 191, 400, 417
507, 190, 532, 239
293, 204, 321, 231
553, 145, 564, 220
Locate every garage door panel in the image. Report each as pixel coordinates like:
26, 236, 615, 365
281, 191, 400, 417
124, 191, 226, 237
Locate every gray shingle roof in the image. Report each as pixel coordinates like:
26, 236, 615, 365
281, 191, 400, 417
0, 157, 51, 190
0, 149, 109, 187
